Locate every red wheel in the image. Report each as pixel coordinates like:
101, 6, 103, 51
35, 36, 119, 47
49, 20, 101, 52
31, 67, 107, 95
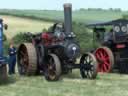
94, 47, 114, 73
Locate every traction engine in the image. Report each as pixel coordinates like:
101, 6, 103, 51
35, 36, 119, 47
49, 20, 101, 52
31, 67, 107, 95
88, 19, 128, 73
17, 3, 98, 81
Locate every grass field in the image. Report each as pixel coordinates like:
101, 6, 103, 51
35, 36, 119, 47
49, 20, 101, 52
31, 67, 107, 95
1, 15, 128, 96
0, 9, 127, 23
0, 71, 128, 96
0, 15, 53, 39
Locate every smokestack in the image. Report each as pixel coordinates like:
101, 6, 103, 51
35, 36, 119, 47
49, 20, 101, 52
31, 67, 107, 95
63, 3, 72, 35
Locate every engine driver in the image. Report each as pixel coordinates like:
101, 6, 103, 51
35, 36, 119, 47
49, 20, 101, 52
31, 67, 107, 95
103, 29, 113, 46
104, 29, 113, 42
54, 23, 65, 41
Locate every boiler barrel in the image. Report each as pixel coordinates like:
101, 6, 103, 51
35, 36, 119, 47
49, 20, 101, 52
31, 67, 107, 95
63, 3, 72, 34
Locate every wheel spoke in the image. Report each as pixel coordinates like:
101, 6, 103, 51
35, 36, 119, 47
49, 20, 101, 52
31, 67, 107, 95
96, 53, 101, 60
88, 56, 93, 64
86, 70, 92, 78
91, 66, 94, 71
84, 57, 88, 64
88, 71, 93, 78
103, 51, 107, 58
103, 64, 108, 72
87, 56, 90, 63
99, 51, 104, 58
104, 61, 109, 66
104, 57, 109, 61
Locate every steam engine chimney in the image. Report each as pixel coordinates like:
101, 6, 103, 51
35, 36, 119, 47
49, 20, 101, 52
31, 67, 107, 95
63, 3, 72, 35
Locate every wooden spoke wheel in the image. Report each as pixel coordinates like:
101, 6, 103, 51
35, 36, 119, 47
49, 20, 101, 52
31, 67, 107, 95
94, 47, 114, 73
80, 53, 98, 79
17, 43, 37, 75
44, 54, 61, 81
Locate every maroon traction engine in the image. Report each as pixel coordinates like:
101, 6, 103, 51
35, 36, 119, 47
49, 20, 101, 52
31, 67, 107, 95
17, 3, 98, 81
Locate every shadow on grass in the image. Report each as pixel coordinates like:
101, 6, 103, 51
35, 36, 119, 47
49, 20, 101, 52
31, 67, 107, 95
0, 75, 16, 86
62, 70, 100, 81
62, 71, 81, 80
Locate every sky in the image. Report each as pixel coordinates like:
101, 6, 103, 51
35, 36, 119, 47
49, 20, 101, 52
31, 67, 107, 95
0, 0, 128, 10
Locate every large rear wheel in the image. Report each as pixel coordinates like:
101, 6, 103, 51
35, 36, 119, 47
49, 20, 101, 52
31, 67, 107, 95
94, 47, 114, 73
80, 53, 98, 79
44, 54, 61, 81
17, 43, 37, 75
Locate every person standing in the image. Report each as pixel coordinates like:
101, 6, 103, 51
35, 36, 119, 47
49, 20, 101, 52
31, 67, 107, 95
8, 41, 17, 75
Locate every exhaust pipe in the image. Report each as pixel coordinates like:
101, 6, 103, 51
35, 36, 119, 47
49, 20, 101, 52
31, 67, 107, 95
63, 3, 72, 35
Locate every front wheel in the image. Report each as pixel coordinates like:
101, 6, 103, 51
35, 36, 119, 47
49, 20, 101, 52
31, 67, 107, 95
80, 53, 98, 79
44, 54, 61, 81
94, 47, 114, 73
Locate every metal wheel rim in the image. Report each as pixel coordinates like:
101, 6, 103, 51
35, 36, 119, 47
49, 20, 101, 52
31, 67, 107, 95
47, 56, 57, 80
80, 53, 97, 79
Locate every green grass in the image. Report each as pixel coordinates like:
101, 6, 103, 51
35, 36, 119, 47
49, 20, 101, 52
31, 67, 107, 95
1, 15, 53, 55
0, 71, 128, 96
0, 9, 127, 23
1, 15, 53, 39
1, 13, 128, 96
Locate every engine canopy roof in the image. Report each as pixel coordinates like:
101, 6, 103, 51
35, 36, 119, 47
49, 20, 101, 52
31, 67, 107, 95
87, 18, 128, 28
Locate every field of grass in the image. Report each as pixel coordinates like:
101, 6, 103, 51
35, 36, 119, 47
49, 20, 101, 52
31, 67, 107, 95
0, 71, 128, 96
0, 9, 127, 23
0, 15, 53, 39
1, 14, 128, 96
